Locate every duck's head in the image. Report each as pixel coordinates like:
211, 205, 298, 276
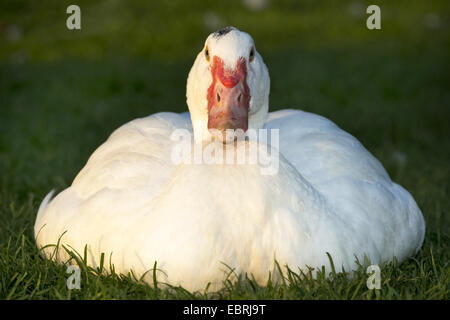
187, 26, 270, 143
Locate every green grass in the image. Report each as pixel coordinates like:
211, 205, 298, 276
0, 0, 449, 299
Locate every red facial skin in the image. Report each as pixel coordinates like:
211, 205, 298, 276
207, 56, 250, 140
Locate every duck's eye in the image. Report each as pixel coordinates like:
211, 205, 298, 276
205, 46, 210, 62
249, 46, 255, 62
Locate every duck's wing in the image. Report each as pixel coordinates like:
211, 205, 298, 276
265, 109, 390, 187
72, 112, 192, 198
265, 109, 425, 261
34, 112, 192, 254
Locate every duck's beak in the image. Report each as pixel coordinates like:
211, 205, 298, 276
207, 56, 250, 143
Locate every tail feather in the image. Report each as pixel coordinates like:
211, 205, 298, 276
34, 190, 55, 239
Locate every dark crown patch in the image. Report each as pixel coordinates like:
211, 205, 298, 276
212, 26, 236, 38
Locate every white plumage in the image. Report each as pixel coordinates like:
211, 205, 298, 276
35, 27, 425, 292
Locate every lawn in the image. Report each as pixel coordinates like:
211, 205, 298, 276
0, 0, 449, 299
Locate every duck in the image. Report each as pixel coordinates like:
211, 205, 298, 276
34, 26, 425, 292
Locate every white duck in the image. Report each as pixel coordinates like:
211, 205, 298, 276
35, 26, 425, 292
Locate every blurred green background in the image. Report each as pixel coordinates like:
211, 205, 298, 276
0, 0, 449, 298
1, 0, 449, 60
